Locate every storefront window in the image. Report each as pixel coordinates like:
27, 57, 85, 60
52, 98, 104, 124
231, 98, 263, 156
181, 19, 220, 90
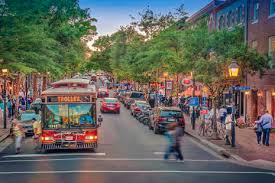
270, 0, 275, 16
253, 1, 259, 22
269, 36, 275, 66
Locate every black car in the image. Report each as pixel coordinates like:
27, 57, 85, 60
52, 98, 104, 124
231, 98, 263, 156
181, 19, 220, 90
125, 91, 145, 109
149, 107, 185, 134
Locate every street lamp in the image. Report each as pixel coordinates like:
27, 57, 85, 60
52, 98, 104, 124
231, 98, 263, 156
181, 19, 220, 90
2, 68, 8, 129
228, 59, 240, 147
228, 60, 240, 77
163, 72, 169, 98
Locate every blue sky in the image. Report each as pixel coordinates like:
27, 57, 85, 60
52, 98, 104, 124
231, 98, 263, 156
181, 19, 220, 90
80, 0, 212, 35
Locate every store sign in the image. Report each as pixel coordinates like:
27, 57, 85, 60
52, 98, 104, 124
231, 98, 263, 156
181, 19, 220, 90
47, 96, 91, 103
166, 81, 173, 90
189, 97, 199, 106
230, 86, 251, 91
181, 78, 193, 86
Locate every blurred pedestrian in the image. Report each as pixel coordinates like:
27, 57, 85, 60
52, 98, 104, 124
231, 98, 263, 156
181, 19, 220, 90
254, 116, 263, 145
258, 110, 273, 146
12, 119, 25, 154
32, 118, 42, 150
164, 121, 184, 161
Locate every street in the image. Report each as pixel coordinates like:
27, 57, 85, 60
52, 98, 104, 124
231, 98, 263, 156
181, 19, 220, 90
0, 96, 274, 183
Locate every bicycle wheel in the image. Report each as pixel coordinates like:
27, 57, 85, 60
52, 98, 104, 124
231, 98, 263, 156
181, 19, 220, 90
206, 128, 213, 137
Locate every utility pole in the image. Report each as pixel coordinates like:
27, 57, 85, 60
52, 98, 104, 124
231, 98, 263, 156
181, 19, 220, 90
191, 71, 196, 130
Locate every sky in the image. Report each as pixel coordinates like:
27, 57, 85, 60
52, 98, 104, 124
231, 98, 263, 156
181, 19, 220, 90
79, 0, 212, 36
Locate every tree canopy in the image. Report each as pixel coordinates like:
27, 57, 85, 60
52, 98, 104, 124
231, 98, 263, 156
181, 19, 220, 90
0, 0, 96, 77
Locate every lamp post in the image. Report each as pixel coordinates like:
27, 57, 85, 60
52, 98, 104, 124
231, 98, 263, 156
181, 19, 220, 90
2, 68, 8, 129
191, 71, 196, 130
228, 59, 240, 148
163, 72, 169, 99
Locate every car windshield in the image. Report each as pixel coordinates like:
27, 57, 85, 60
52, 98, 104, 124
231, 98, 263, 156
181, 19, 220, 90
43, 104, 96, 129
105, 99, 117, 103
137, 103, 149, 108
130, 92, 144, 99
20, 113, 40, 122
160, 110, 182, 118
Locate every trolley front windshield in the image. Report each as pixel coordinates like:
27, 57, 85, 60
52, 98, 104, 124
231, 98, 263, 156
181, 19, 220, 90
43, 103, 96, 129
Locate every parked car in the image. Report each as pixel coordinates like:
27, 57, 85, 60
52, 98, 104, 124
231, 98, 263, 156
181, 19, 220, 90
30, 98, 42, 112
148, 107, 185, 134
114, 89, 126, 98
121, 92, 131, 104
98, 87, 109, 98
18, 110, 41, 136
130, 100, 150, 117
125, 91, 145, 109
100, 98, 120, 114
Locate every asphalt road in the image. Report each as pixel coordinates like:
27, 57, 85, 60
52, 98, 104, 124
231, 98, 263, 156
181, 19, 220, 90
0, 88, 274, 182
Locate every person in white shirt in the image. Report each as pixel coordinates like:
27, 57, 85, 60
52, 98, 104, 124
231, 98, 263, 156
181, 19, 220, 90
225, 112, 232, 145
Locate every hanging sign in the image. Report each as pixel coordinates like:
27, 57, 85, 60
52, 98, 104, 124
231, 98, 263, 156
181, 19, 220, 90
181, 78, 193, 87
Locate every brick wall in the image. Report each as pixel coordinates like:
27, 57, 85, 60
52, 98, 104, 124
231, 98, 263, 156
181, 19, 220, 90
248, 0, 275, 54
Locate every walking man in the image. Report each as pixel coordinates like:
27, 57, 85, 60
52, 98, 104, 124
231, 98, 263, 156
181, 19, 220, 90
164, 121, 184, 161
259, 110, 273, 146
12, 119, 25, 154
32, 118, 42, 150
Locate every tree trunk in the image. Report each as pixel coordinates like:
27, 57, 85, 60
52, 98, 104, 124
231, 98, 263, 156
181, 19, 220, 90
33, 74, 38, 99
42, 76, 47, 91
212, 97, 219, 139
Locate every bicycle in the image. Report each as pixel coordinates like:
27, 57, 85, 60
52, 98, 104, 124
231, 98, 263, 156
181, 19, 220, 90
217, 122, 226, 140
198, 119, 213, 137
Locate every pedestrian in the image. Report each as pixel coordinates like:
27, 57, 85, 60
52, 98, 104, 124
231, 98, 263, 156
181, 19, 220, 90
7, 99, 12, 118
219, 106, 227, 124
225, 112, 232, 145
254, 116, 263, 145
258, 110, 273, 146
168, 96, 173, 107
164, 121, 184, 161
32, 118, 42, 150
12, 119, 25, 154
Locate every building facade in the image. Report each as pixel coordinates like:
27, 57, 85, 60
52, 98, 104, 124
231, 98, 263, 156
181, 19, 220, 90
246, 0, 275, 120
188, 0, 275, 121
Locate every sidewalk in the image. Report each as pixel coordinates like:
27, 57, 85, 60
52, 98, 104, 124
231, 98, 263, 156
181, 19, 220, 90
0, 119, 11, 143
184, 115, 275, 169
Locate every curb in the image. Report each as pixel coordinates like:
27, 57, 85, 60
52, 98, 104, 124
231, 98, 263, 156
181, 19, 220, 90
184, 130, 234, 159
0, 130, 10, 143
185, 130, 275, 172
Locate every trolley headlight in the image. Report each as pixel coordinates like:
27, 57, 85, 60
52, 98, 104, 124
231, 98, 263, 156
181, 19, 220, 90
85, 135, 97, 140
41, 136, 54, 141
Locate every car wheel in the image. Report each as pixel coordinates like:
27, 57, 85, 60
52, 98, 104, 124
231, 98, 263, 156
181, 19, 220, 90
144, 119, 149, 126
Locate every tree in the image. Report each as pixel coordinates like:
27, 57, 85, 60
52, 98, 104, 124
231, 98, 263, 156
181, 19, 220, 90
183, 21, 269, 138
0, 0, 97, 77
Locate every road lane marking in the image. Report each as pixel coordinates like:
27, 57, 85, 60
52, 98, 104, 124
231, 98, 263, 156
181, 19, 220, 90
0, 158, 227, 163
0, 170, 273, 176
2, 153, 106, 158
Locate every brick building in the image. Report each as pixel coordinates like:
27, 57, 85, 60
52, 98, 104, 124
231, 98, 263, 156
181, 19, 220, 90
246, 0, 275, 120
187, 0, 275, 121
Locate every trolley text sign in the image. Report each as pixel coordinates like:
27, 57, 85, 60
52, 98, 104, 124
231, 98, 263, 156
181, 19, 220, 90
47, 96, 91, 103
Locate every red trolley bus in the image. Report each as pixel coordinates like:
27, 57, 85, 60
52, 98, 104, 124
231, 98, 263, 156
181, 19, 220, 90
40, 79, 99, 151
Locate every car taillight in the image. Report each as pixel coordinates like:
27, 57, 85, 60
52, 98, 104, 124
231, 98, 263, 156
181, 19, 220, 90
179, 118, 185, 125
102, 102, 107, 107
158, 117, 166, 122
134, 107, 141, 112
